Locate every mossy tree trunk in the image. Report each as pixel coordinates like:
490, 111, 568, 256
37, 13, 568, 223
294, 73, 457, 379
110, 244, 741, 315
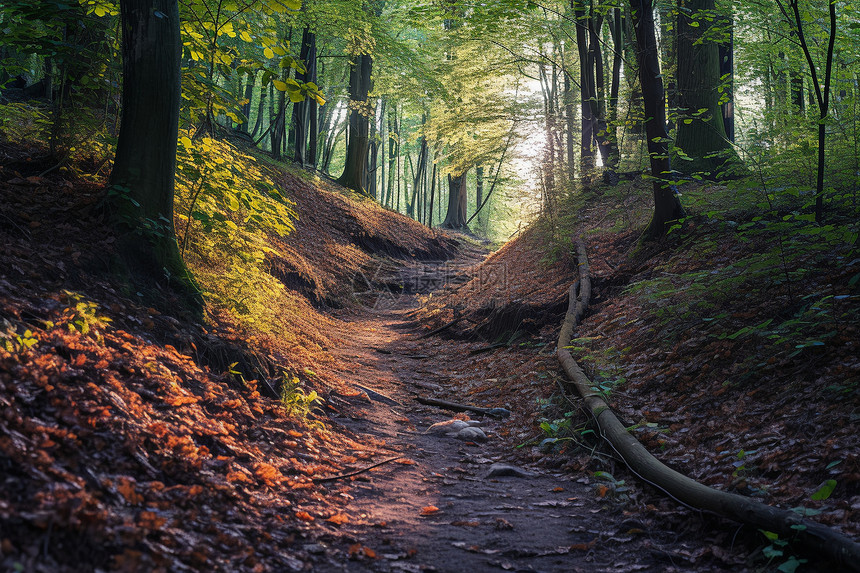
109, 0, 196, 298
673, 0, 741, 177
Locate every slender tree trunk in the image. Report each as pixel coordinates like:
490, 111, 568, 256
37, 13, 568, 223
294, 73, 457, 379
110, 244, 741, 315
387, 107, 397, 208
239, 71, 255, 133
574, 1, 595, 171
110, 0, 195, 296
293, 27, 316, 167
366, 99, 381, 199
475, 165, 484, 229
251, 83, 266, 138
564, 71, 576, 181
428, 161, 437, 227
609, 7, 624, 153
719, 17, 735, 142
379, 99, 387, 201
630, 0, 685, 239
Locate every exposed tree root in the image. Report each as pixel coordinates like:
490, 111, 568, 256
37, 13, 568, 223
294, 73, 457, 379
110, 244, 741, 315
313, 456, 403, 483
416, 396, 511, 419
557, 239, 860, 571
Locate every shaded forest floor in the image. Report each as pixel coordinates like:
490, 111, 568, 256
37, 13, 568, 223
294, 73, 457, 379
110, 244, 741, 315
1, 138, 858, 572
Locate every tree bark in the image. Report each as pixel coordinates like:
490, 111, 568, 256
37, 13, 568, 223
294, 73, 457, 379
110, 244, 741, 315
630, 0, 685, 239
293, 27, 316, 167
673, 0, 740, 177
441, 171, 469, 230
336, 53, 373, 194
109, 0, 195, 297
239, 71, 255, 133
574, 1, 595, 171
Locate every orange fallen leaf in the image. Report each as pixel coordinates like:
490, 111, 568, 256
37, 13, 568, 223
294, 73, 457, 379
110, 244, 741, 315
116, 477, 144, 505
295, 511, 315, 522
551, 487, 564, 492
596, 484, 609, 498
326, 513, 349, 525
138, 510, 166, 529
395, 458, 417, 465
420, 505, 439, 516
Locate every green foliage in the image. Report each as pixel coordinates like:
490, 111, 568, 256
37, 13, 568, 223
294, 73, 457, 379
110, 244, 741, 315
0, 320, 39, 354
279, 375, 323, 420
61, 291, 111, 343
0, 102, 51, 144
174, 134, 299, 328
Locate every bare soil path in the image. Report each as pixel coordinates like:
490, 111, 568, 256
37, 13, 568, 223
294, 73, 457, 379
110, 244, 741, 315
298, 253, 744, 573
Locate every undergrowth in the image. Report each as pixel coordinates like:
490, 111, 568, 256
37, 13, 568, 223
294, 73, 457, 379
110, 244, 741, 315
174, 135, 301, 338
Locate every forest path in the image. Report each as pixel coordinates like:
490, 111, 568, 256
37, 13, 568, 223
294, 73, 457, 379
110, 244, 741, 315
299, 247, 718, 572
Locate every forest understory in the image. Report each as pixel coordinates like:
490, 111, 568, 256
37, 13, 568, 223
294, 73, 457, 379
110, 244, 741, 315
1, 138, 858, 572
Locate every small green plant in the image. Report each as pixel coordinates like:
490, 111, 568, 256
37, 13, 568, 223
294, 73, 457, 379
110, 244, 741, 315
756, 476, 839, 571
0, 320, 39, 353
61, 291, 111, 343
758, 530, 807, 573
592, 470, 630, 501
279, 375, 323, 419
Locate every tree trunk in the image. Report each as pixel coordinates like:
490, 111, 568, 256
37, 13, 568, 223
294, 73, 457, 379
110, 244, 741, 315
719, 18, 735, 142
239, 71, 255, 133
574, 1, 595, 171
673, 0, 740, 177
564, 71, 576, 181
630, 0, 685, 239
428, 161, 437, 227
109, 0, 195, 297
293, 27, 316, 167
475, 165, 484, 229
366, 99, 381, 199
442, 171, 469, 230
387, 106, 397, 208
251, 82, 266, 138
336, 53, 373, 194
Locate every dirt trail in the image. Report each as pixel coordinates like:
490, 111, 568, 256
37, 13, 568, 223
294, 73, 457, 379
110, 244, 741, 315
300, 254, 736, 573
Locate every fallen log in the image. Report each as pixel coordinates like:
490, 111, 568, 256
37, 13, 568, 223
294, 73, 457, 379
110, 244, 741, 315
558, 239, 860, 571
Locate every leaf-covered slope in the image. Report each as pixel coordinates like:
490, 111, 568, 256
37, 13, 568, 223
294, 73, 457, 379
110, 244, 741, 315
0, 139, 457, 572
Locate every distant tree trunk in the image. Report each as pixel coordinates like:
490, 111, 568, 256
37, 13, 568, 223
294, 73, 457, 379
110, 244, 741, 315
442, 171, 469, 230
787, 0, 836, 223
293, 27, 316, 167
239, 71, 255, 133
251, 83, 266, 138
630, 0, 685, 239
564, 70, 576, 181
673, 0, 740, 177
109, 0, 195, 295
271, 90, 286, 159
790, 68, 805, 112
608, 7, 624, 145
366, 99, 381, 199
379, 99, 387, 200
719, 18, 735, 142
409, 127, 428, 219
588, 9, 617, 168
428, 161, 437, 227
337, 53, 373, 194
387, 107, 397, 208
475, 165, 484, 229
574, 1, 595, 171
